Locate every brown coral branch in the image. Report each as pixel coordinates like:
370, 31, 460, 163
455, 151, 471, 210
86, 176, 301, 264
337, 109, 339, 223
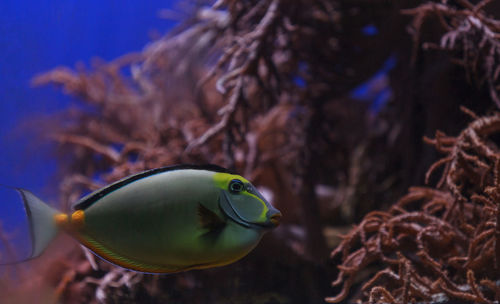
368, 286, 397, 304
53, 134, 121, 163
328, 112, 500, 303
404, 0, 500, 108
185, 77, 244, 153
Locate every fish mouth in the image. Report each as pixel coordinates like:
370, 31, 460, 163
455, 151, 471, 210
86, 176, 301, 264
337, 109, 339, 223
219, 190, 276, 229
269, 212, 282, 227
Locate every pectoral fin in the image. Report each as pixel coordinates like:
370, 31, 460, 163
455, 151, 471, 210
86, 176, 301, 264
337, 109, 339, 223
198, 203, 226, 243
197, 203, 226, 231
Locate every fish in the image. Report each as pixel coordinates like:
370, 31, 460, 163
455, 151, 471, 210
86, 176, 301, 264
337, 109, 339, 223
4, 164, 282, 273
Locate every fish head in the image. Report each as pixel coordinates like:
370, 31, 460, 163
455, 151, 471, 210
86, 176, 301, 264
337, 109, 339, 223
214, 173, 281, 229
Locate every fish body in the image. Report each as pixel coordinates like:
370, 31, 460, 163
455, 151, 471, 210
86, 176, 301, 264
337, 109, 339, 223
10, 165, 281, 273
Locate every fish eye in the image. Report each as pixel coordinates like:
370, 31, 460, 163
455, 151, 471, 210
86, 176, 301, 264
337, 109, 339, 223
229, 179, 244, 194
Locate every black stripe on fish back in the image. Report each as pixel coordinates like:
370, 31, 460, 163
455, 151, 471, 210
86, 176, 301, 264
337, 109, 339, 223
73, 164, 232, 211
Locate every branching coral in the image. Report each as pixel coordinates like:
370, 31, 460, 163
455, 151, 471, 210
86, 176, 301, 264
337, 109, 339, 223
403, 0, 500, 107
22, 1, 500, 303
27, 1, 351, 302
327, 110, 500, 303
34, 0, 348, 262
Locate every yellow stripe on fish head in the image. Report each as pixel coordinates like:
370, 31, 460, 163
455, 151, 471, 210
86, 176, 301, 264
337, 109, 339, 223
213, 172, 250, 189
213, 172, 268, 223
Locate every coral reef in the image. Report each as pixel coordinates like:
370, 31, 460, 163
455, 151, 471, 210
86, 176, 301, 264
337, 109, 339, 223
327, 109, 500, 303
29, 0, 347, 302
404, 0, 500, 107
325, 1, 500, 302
2, 0, 500, 303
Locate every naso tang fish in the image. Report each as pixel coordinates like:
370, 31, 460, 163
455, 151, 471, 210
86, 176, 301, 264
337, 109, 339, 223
5, 164, 282, 273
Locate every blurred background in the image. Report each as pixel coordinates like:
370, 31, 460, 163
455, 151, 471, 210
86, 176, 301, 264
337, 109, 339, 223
0, 0, 176, 262
0, 1, 177, 196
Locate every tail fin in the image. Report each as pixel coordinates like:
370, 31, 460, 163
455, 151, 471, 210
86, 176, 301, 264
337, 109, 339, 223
16, 189, 60, 259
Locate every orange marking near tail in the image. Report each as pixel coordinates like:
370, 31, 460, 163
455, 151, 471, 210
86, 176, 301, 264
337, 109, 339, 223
54, 213, 69, 227
71, 210, 85, 229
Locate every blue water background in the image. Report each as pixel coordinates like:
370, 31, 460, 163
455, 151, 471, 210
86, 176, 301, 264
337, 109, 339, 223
0, 0, 177, 262
0, 3, 393, 262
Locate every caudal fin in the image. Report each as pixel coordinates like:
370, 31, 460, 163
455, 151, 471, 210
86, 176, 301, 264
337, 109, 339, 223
15, 189, 60, 259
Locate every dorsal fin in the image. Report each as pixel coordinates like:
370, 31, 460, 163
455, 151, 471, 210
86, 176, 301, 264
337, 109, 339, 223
73, 164, 231, 210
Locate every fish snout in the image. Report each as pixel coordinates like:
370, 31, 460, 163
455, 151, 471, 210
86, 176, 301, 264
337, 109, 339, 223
268, 210, 282, 227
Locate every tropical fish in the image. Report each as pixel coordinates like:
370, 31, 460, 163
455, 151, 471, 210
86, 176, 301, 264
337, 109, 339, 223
4, 164, 282, 273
